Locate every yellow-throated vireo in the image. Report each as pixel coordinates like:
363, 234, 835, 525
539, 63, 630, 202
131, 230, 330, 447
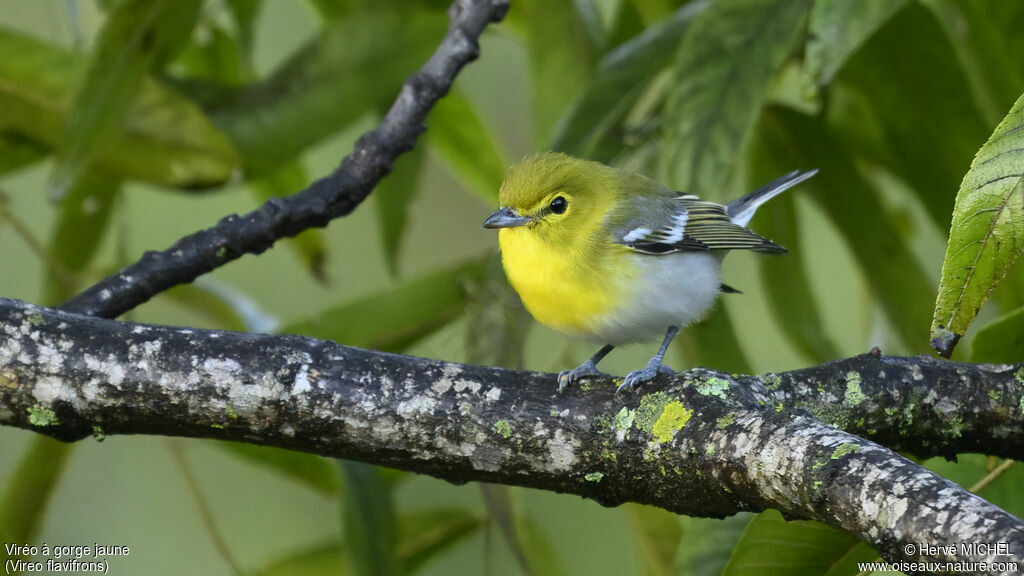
483, 152, 816, 393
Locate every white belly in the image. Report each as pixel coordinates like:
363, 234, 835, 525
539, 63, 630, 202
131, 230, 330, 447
589, 252, 723, 345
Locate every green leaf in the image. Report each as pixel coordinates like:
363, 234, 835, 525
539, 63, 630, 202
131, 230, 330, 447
425, 90, 507, 204
661, 0, 810, 195
922, 0, 1024, 127
675, 515, 751, 576
833, 3, 991, 230
677, 304, 753, 374
481, 485, 567, 576
255, 542, 348, 576
759, 106, 934, 352
551, 1, 708, 160
625, 503, 682, 576
0, 132, 48, 175
250, 162, 328, 282
226, 0, 262, 58
281, 257, 488, 353
376, 147, 423, 277
339, 461, 398, 576
217, 441, 339, 496
522, 0, 598, 146
43, 170, 121, 305
211, 9, 443, 176
0, 437, 73, 567
0, 27, 238, 189
747, 126, 839, 363
397, 509, 482, 575
803, 0, 909, 88
931, 91, 1024, 356
253, 509, 480, 576
49, 0, 202, 199
721, 510, 878, 576
970, 306, 1024, 363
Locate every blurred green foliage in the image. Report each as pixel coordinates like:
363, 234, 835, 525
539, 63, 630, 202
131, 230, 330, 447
1, 0, 1023, 575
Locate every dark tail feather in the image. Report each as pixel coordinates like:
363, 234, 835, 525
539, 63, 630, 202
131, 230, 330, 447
726, 169, 818, 227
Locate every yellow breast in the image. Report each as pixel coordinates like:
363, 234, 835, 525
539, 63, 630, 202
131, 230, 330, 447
498, 226, 632, 338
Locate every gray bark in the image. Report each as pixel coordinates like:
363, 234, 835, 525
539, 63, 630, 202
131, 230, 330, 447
1, 298, 1021, 575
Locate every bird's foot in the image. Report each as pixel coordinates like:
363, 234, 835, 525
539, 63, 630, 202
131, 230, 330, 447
617, 366, 662, 394
558, 360, 608, 392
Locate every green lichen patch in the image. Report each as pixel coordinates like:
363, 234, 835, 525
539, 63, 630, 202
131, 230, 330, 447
843, 372, 866, 406
27, 312, 44, 326
584, 471, 604, 482
211, 423, 224, 429
704, 444, 716, 456
92, 425, 106, 442
651, 401, 693, 443
1020, 395, 1024, 415
28, 404, 58, 427
494, 420, 512, 438
716, 414, 734, 429
811, 460, 826, 471
988, 389, 1003, 402
948, 416, 964, 438
1016, 367, 1024, 385
614, 407, 635, 431
225, 404, 239, 420
831, 443, 861, 460
813, 480, 822, 491
765, 373, 782, 391
0, 370, 18, 389
696, 377, 729, 399
775, 403, 784, 413
636, 391, 673, 433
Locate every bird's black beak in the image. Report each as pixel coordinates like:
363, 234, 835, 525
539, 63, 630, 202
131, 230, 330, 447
483, 206, 532, 229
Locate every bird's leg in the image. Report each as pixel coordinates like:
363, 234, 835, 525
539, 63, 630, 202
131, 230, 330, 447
558, 344, 614, 392
618, 325, 680, 393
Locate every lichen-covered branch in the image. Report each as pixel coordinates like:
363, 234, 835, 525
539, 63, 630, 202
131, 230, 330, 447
59, 0, 510, 320
1, 298, 1021, 574
760, 350, 1024, 461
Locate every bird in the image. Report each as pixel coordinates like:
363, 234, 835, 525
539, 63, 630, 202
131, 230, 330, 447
482, 152, 816, 393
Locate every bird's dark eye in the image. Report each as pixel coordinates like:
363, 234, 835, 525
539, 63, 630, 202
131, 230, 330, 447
549, 196, 568, 214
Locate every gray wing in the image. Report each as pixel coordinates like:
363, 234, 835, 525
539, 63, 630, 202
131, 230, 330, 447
612, 194, 786, 255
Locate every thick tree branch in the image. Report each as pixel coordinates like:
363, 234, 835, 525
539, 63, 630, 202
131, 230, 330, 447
1, 298, 1021, 574
59, 0, 510, 319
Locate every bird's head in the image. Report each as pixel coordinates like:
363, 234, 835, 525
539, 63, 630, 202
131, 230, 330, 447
483, 152, 617, 250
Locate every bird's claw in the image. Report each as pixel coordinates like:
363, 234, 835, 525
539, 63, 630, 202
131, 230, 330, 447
557, 360, 607, 392
616, 366, 661, 394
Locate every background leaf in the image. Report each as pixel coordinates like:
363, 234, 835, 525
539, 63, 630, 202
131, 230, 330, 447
218, 442, 339, 496
339, 461, 398, 576
803, 0, 909, 88
625, 503, 682, 576
42, 170, 121, 304
210, 9, 443, 176
0, 27, 238, 189
833, 3, 991, 230
49, 0, 202, 199
521, 0, 598, 146
0, 437, 72, 567
425, 90, 507, 204
721, 510, 878, 576
282, 257, 488, 352
551, 0, 708, 161
661, 0, 810, 195
375, 147, 424, 277
931, 91, 1024, 356
970, 306, 1024, 364
759, 106, 934, 352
